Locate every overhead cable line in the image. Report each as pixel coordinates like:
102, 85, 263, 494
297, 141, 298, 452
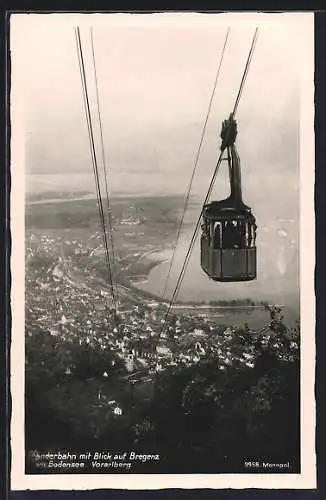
90, 28, 118, 293
160, 27, 259, 336
74, 26, 117, 314
161, 27, 230, 301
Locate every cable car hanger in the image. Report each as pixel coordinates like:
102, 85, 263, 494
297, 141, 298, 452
160, 27, 259, 336
201, 112, 257, 282
200, 28, 258, 282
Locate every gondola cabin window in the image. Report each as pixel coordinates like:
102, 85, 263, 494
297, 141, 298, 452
206, 218, 256, 250
213, 221, 222, 248
223, 220, 244, 249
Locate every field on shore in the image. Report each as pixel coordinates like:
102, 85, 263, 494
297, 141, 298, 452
25, 194, 187, 292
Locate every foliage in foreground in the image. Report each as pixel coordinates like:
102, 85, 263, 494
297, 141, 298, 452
25, 305, 300, 472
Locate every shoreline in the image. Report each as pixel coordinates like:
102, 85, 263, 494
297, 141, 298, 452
26, 195, 97, 205
26, 193, 200, 206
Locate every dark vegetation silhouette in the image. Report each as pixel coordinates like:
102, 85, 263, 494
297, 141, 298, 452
25, 304, 300, 473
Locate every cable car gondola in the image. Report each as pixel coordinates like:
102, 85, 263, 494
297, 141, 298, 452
200, 115, 257, 282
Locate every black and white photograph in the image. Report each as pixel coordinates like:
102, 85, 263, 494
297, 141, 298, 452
10, 12, 315, 490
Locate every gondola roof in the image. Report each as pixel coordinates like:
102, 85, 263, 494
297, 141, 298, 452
203, 200, 255, 221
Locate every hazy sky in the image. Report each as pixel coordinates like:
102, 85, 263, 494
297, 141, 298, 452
11, 13, 308, 201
